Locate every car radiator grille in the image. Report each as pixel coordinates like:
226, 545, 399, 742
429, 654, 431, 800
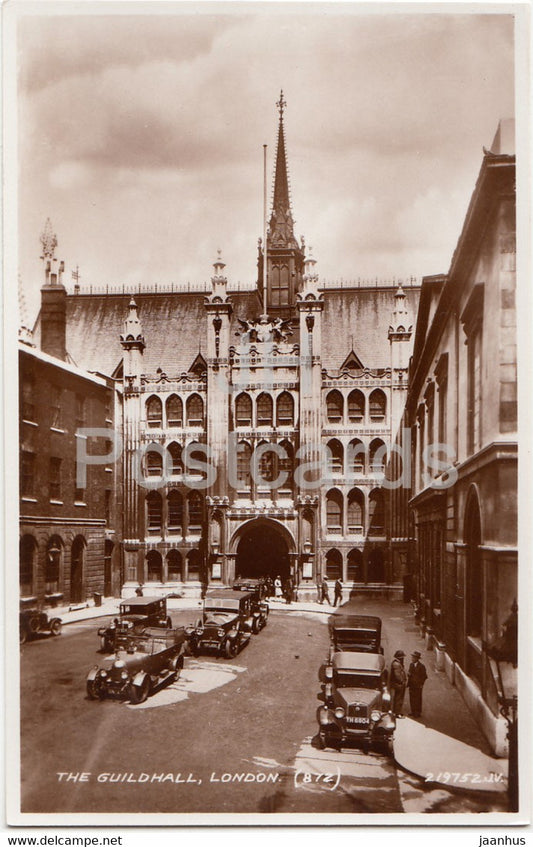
347, 703, 369, 718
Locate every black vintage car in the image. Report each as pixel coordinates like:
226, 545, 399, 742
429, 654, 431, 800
186, 590, 254, 657
98, 596, 172, 652
232, 579, 269, 631
87, 627, 188, 704
20, 598, 62, 644
318, 652, 395, 753
328, 614, 383, 657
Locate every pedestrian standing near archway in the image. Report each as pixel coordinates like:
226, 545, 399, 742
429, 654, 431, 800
321, 577, 332, 606
333, 577, 343, 607
408, 651, 427, 717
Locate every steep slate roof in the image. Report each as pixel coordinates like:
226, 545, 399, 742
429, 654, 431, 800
320, 287, 421, 373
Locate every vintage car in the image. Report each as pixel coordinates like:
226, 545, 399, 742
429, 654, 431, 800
232, 579, 269, 631
98, 596, 172, 652
328, 614, 383, 657
185, 589, 254, 657
20, 599, 62, 644
317, 652, 395, 753
86, 627, 188, 704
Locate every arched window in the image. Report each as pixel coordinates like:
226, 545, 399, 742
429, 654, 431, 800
167, 549, 182, 581
20, 535, 37, 596
326, 489, 343, 534
276, 392, 294, 427
168, 443, 183, 475
166, 395, 183, 428
186, 394, 204, 427
347, 549, 363, 582
279, 440, 295, 493
348, 390, 365, 422
327, 439, 344, 476
325, 548, 342, 579
146, 395, 162, 428
146, 450, 163, 477
236, 441, 252, 488
187, 491, 203, 533
347, 489, 365, 533
187, 548, 201, 580
368, 549, 385, 582
45, 536, 63, 594
347, 438, 366, 474
185, 442, 208, 480
146, 491, 163, 533
369, 438, 387, 473
235, 393, 252, 427
70, 536, 86, 604
369, 489, 385, 534
257, 393, 273, 427
257, 441, 276, 484
167, 490, 183, 534
147, 550, 163, 582
369, 389, 386, 420
326, 390, 343, 423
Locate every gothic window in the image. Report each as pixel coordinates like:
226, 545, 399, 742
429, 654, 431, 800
235, 393, 252, 427
276, 392, 294, 427
369, 438, 386, 473
369, 389, 386, 420
146, 450, 163, 477
20, 450, 35, 498
146, 396, 162, 428
347, 489, 364, 533
186, 443, 208, 480
347, 549, 363, 582
326, 489, 343, 534
186, 394, 204, 427
325, 548, 342, 579
368, 549, 385, 582
347, 439, 366, 474
168, 443, 183, 475
167, 549, 182, 581
279, 440, 294, 492
49, 457, 62, 500
146, 491, 162, 533
147, 550, 163, 582
257, 393, 273, 427
257, 444, 276, 483
326, 390, 343, 423
167, 491, 183, 534
187, 491, 203, 533
327, 439, 343, 476
187, 549, 201, 580
348, 390, 365, 422
20, 535, 37, 596
271, 263, 290, 308
368, 489, 385, 534
236, 442, 252, 488
166, 395, 183, 428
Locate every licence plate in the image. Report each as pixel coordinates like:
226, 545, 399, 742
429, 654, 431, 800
346, 717, 367, 725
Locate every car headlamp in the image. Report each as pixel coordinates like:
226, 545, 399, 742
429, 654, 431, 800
121, 671, 129, 680
99, 670, 107, 678
370, 710, 381, 722
196, 627, 204, 635
334, 707, 345, 719
113, 659, 125, 669
217, 629, 225, 637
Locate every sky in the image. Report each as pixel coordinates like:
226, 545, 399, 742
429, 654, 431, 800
15, 6, 515, 324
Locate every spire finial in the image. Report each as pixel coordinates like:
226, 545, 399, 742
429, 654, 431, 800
277, 90, 286, 121
40, 217, 58, 260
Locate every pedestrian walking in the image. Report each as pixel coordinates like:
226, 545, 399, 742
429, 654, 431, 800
407, 651, 427, 717
333, 578, 343, 607
389, 649, 407, 716
321, 577, 332, 606
274, 576, 283, 599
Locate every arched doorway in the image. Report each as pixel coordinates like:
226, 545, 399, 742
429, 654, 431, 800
234, 519, 292, 580
104, 540, 114, 596
70, 536, 86, 603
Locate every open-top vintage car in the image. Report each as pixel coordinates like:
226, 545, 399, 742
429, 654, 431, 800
317, 652, 395, 753
185, 589, 254, 657
87, 627, 188, 704
328, 614, 383, 657
232, 579, 269, 631
98, 596, 172, 652
20, 598, 62, 644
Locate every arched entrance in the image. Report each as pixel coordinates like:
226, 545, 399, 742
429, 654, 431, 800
233, 519, 293, 580
70, 536, 86, 603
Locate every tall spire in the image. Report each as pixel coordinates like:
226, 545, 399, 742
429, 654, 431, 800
268, 90, 298, 249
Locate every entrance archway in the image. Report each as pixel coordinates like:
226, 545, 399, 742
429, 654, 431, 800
234, 519, 292, 580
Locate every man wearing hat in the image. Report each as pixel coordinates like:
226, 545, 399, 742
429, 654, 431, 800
389, 650, 407, 716
407, 651, 427, 717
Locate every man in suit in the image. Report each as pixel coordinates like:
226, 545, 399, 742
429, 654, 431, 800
407, 651, 427, 717
389, 650, 407, 717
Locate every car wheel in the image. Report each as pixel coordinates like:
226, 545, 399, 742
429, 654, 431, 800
165, 616, 172, 629
50, 619, 62, 636
261, 615, 267, 630
130, 675, 151, 704
319, 732, 336, 751
170, 655, 184, 681
224, 639, 237, 658
20, 627, 28, 645
252, 617, 260, 634
133, 622, 144, 635
86, 679, 104, 700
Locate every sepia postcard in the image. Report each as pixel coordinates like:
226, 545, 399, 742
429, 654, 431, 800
3, 0, 531, 833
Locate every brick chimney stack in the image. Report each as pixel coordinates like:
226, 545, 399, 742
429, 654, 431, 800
39, 218, 67, 361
